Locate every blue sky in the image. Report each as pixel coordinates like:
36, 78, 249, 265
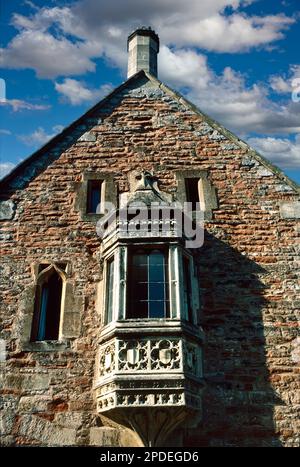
0, 0, 300, 184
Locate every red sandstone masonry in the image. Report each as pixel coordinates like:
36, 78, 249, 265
0, 77, 299, 447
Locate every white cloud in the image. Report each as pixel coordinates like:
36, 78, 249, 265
0, 78, 6, 102
0, 162, 16, 179
159, 47, 212, 89
159, 13, 294, 53
247, 135, 300, 169
0, 30, 99, 78
69, 1, 294, 52
19, 125, 64, 147
0, 1, 296, 78
55, 79, 113, 105
0, 129, 12, 135
269, 75, 291, 94
159, 47, 300, 136
269, 64, 300, 94
0, 98, 50, 111
23, 1, 38, 11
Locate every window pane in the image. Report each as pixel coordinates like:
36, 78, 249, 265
37, 286, 49, 340
106, 257, 114, 324
32, 269, 62, 342
185, 178, 199, 211
133, 253, 148, 266
149, 300, 165, 318
149, 250, 165, 282
135, 282, 148, 301
149, 283, 165, 301
149, 264, 164, 282
132, 255, 148, 281
149, 250, 164, 265
127, 249, 169, 319
44, 273, 62, 340
87, 180, 102, 214
132, 300, 148, 319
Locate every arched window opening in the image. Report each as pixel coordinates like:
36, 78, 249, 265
31, 267, 64, 342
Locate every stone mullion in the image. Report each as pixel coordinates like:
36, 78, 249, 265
118, 246, 128, 320
176, 247, 186, 321
168, 245, 180, 319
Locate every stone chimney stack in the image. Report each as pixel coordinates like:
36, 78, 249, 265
127, 27, 160, 78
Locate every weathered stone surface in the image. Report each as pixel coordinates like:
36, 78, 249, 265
54, 412, 83, 429
0, 411, 15, 436
19, 415, 77, 446
0, 200, 15, 220
280, 201, 300, 219
18, 396, 52, 413
90, 427, 121, 446
257, 167, 274, 177
5, 374, 50, 392
78, 132, 97, 142
0, 73, 299, 447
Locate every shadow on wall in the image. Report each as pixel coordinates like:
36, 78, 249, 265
168, 232, 283, 447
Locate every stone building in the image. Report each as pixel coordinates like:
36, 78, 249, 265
0, 28, 299, 447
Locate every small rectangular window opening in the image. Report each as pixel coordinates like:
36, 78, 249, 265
87, 180, 102, 214
185, 178, 200, 211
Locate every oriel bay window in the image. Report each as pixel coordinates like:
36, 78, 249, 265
127, 249, 169, 319
95, 172, 204, 440
102, 243, 199, 325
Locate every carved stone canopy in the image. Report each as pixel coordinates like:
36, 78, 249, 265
120, 170, 173, 209
134, 171, 158, 192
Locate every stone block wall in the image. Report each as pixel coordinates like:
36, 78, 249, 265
0, 75, 299, 446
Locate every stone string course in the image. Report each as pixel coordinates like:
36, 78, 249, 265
0, 78, 299, 447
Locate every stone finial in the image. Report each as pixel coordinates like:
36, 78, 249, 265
127, 27, 160, 78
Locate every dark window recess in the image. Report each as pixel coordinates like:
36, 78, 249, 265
185, 178, 200, 211
127, 249, 169, 319
31, 269, 63, 342
183, 256, 193, 323
87, 180, 102, 214
38, 264, 49, 274
105, 256, 115, 324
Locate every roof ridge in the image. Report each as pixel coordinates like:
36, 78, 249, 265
1, 69, 299, 194
144, 71, 300, 194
